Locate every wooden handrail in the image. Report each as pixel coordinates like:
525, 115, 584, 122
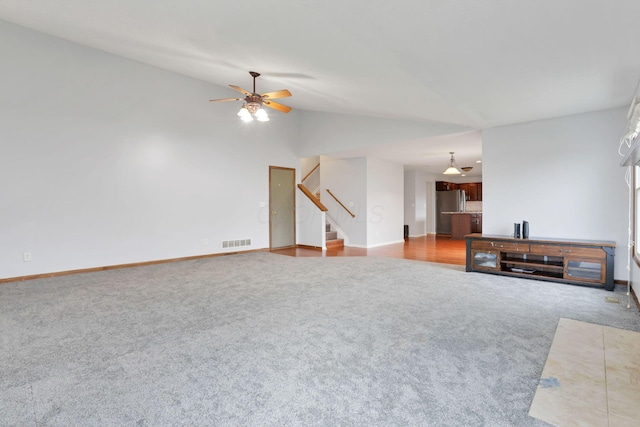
297, 184, 328, 211
301, 163, 320, 183
326, 189, 356, 218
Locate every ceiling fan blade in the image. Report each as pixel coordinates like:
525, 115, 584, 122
263, 100, 292, 113
209, 97, 243, 102
229, 85, 252, 96
261, 89, 292, 99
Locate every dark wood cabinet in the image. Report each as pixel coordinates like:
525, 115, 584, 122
451, 214, 472, 240
465, 234, 615, 290
471, 213, 482, 233
436, 181, 459, 191
463, 183, 481, 201
451, 213, 482, 238
458, 183, 468, 196
465, 183, 478, 201
440, 181, 482, 201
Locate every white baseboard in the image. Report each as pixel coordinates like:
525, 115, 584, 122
346, 239, 406, 249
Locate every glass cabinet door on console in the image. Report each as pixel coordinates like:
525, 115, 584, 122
564, 258, 605, 283
471, 250, 499, 270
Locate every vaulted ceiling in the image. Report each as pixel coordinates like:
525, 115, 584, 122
1, 0, 639, 177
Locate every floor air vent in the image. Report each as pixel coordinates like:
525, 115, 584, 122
222, 239, 252, 249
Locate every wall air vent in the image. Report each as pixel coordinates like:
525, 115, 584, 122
222, 239, 252, 249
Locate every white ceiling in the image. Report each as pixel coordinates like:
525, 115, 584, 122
1, 0, 639, 177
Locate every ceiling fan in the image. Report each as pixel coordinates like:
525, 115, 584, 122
209, 71, 292, 121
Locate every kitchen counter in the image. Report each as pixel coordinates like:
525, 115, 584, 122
445, 212, 482, 238
450, 213, 472, 239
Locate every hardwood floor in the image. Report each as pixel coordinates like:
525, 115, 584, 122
271, 234, 466, 266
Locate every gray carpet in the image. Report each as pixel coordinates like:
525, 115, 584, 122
1, 252, 639, 426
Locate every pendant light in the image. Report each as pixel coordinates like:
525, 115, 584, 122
443, 152, 461, 175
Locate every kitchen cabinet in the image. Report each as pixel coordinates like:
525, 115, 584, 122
471, 213, 482, 233
458, 183, 471, 200
448, 182, 482, 201
465, 234, 615, 290
436, 181, 459, 191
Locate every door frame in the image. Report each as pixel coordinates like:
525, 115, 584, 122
269, 166, 297, 249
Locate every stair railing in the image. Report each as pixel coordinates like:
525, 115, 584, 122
296, 183, 328, 249
301, 163, 320, 183
301, 163, 321, 198
325, 189, 356, 218
297, 184, 327, 211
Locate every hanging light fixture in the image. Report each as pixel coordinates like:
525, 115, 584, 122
443, 152, 461, 175
254, 108, 269, 122
236, 73, 270, 123
237, 102, 269, 122
237, 105, 254, 122
210, 71, 291, 122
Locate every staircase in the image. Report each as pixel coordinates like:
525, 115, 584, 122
301, 161, 346, 250
325, 222, 344, 250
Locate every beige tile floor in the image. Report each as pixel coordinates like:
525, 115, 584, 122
529, 318, 640, 426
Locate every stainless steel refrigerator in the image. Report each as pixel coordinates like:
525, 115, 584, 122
436, 190, 466, 234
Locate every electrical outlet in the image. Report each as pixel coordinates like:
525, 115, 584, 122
23, 252, 32, 262
201, 238, 209, 246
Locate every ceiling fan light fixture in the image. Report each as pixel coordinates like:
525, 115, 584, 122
255, 108, 269, 122
211, 71, 292, 121
246, 101, 261, 114
238, 105, 250, 117
443, 152, 461, 175
239, 108, 254, 122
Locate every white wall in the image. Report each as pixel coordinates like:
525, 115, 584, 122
404, 171, 417, 233
320, 155, 403, 248
297, 109, 468, 242
426, 180, 437, 234
301, 156, 320, 177
297, 110, 470, 157
404, 170, 430, 236
367, 158, 404, 247
414, 174, 427, 236
0, 20, 299, 280
630, 239, 639, 298
300, 156, 320, 192
483, 108, 629, 280
320, 156, 368, 246
623, 171, 639, 297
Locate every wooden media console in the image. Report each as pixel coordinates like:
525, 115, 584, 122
465, 234, 616, 290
